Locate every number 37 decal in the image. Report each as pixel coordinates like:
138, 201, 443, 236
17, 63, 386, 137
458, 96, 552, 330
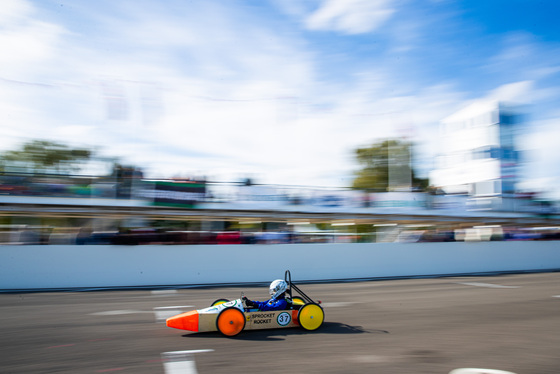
277, 312, 291, 326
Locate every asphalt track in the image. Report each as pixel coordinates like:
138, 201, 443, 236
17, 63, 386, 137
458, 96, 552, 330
1, 272, 559, 374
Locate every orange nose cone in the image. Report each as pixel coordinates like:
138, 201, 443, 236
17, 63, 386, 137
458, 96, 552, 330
166, 310, 199, 331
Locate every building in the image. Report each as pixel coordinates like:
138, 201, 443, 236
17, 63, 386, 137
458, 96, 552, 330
430, 100, 523, 196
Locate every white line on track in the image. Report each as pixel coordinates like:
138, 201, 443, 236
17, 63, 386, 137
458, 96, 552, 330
553, 295, 560, 298
90, 310, 149, 316
90, 305, 193, 322
153, 306, 193, 322
449, 368, 517, 374
321, 302, 359, 308
151, 290, 178, 296
457, 282, 520, 289
161, 350, 214, 374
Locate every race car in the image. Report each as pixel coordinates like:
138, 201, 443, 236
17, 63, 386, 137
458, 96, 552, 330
166, 271, 324, 336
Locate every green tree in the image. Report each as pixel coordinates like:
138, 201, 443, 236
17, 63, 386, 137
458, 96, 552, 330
351, 139, 428, 191
0, 140, 92, 174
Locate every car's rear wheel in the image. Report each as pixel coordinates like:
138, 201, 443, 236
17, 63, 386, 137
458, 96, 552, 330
291, 296, 305, 305
216, 307, 245, 336
297, 303, 324, 331
211, 298, 229, 306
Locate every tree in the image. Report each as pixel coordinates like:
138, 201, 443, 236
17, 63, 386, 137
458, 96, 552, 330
351, 139, 428, 191
0, 140, 92, 175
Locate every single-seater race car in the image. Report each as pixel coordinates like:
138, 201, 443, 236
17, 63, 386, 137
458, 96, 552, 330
166, 270, 324, 336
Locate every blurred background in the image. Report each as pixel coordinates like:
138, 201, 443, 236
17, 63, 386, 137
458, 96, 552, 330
1, 0, 560, 243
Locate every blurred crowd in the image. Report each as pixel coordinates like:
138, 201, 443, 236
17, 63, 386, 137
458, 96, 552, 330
1, 224, 558, 245
0, 227, 357, 245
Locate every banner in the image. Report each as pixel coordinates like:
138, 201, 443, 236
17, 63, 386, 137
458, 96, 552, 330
141, 181, 206, 207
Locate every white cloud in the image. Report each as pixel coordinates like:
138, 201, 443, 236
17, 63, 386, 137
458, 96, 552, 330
305, 0, 396, 34
485, 80, 534, 103
0, 0, 33, 26
0, 0, 64, 77
0, 0, 427, 187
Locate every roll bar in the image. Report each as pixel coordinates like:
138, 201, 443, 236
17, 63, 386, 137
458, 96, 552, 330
284, 270, 317, 304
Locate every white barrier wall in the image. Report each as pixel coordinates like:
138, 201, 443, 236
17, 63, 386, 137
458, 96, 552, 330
1, 241, 560, 291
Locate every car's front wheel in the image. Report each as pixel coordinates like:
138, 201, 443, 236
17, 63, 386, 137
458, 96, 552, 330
216, 307, 245, 336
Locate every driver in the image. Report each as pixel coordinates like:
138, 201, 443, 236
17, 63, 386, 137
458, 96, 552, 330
243, 279, 288, 311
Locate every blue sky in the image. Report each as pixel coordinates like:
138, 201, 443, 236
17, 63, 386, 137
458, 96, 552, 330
2, 0, 560, 195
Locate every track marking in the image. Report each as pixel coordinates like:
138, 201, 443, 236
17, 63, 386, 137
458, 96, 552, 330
321, 302, 359, 308
153, 306, 193, 323
90, 306, 192, 322
161, 350, 214, 374
90, 310, 149, 316
350, 354, 394, 363
151, 290, 178, 296
457, 282, 520, 289
449, 369, 517, 374
553, 295, 560, 298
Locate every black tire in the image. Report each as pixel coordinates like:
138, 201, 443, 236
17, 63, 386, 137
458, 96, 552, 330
216, 307, 246, 337
211, 298, 229, 306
